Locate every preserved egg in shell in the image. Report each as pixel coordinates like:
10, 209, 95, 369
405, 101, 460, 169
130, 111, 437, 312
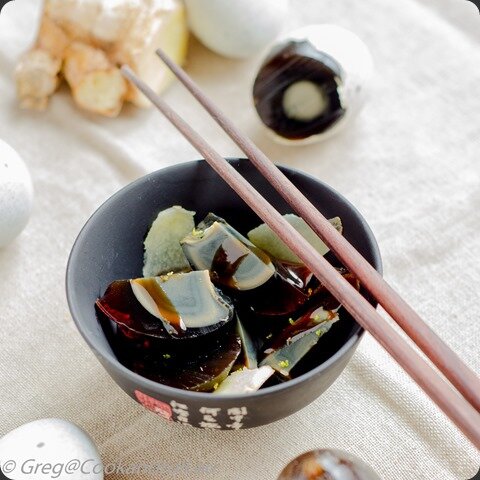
278, 449, 381, 480
253, 25, 373, 144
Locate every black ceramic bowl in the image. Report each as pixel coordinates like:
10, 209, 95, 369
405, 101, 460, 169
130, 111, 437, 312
66, 158, 382, 430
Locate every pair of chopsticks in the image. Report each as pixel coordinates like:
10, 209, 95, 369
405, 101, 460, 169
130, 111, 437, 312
121, 51, 480, 449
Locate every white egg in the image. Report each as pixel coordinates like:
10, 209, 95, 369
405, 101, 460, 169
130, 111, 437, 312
0, 139, 34, 247
0, 419, 103, 480
184, 0, 289, 59
253, 24, 374, 145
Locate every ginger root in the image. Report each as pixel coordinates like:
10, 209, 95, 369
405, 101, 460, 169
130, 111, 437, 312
63, 42, 127, 117
15, 49, 62, 110
15, 0, 189, 116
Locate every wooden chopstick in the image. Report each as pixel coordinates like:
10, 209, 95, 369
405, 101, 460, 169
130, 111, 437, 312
155, 48, 480, 415
120, 65, 480, 449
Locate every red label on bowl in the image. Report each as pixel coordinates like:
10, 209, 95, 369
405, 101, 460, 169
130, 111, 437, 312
134, 390, 172, 420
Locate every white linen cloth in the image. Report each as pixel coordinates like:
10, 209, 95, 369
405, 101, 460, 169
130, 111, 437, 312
0, 1, 479, 478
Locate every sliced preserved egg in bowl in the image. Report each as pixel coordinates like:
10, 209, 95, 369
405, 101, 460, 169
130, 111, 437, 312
96, 271, 234, 341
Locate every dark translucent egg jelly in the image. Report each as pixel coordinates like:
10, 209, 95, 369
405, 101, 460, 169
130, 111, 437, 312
96, 213, 362, 393
96, 278, 234, 341
104, 319, 242, 392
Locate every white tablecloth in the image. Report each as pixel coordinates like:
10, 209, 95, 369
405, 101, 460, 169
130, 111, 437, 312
0, 1, 479, 478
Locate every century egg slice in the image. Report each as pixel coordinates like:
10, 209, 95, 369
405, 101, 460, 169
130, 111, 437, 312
267, 306, 339, 350
237, 260, 321, 325
239, 263, 356, 330
312, 269, 360, 311
236, 316, 258, 369
197, 212, 254, 246
115, 326, 242, 392
181, 219, 275, 291
248, 214, 343, 264
96, 270, 234, 340
260, 309, 339, 377
143, 206, 195, 277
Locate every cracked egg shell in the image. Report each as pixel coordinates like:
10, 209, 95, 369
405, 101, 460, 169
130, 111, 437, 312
253, 25, 373, 145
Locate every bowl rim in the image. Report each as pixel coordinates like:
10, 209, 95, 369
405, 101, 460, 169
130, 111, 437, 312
66, 158, 382, 401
